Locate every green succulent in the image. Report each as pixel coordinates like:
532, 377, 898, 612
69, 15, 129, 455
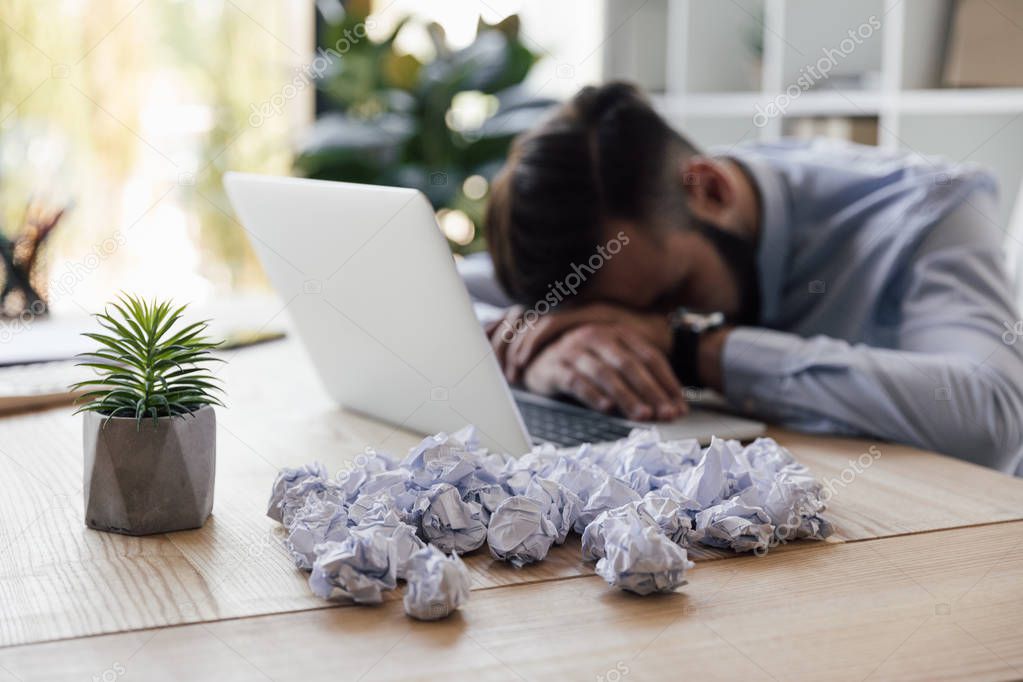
72, 294, 224, 427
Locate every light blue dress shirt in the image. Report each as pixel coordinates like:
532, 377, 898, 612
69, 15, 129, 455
724, 139, 1023, 474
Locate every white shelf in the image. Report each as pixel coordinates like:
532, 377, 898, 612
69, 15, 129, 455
654, 91, 884, 117
655, 88, 1023, 118
604, 0, 1023, 256
898, 89, 1023, 114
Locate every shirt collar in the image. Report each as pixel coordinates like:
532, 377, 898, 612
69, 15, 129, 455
723, 153, 790, 327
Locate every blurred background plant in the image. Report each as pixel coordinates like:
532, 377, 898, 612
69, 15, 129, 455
0, 0, 601, 318
0, 202, 67, 317
0, 0, 301, 312
294, 0, 557, 255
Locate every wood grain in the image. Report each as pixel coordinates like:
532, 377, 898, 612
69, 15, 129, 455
773, 429, 1023, 541
2, 521, 1021, 682
1, 339, 1021, 646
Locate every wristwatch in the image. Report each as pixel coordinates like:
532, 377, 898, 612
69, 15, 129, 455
667, 310, 726, 388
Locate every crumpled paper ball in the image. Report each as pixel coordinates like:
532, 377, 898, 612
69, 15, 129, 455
402, 545, 471, 621
331, 446, 404, 505
737, 471, 832, 542
640, 487, 700, 546
595, 524, 694, 595
696, 499, 774, 553
353, 467, 412, 502
524, 477, 582, 544
285, 494, 349, 570
462, 483, 512, 525
574, 475, 642, 533
355, 507, 426, 580
347, 490, 401, 526
546, 456, 607, 503
418, 483, 488, 554
487, 496, 557, 567
403, 433, 479, 490
581, 501, 658, 562
612, 433, 701, 479
267, 462, 331, 523
308, 527, 398, 603
672, 438, 734, 508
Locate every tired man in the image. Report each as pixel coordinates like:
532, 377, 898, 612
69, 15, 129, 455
484, 82, 1023, 474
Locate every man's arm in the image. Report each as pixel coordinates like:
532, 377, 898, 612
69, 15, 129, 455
713, 328, 1023, 470
701, 225, 1023, 472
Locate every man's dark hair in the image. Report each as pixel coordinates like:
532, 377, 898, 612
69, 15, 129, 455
486, 81, 700, 304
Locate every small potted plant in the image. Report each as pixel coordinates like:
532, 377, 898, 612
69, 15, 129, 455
72, 294, 223, 535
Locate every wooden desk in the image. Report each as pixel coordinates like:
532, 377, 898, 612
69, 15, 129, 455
1, 340, 1022, 680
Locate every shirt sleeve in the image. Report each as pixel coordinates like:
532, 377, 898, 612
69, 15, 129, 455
723, 327, 1023, 471
722, 213, 1023, 473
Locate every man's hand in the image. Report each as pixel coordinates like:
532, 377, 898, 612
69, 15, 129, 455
486, 302, 673, 384
484, 304, 527, 374
521, 323, 687, 421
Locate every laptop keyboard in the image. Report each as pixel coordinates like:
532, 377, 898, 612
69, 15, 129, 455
516, 398, 633, 446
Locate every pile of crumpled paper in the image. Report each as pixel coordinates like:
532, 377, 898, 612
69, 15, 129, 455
266, 427, 832, 619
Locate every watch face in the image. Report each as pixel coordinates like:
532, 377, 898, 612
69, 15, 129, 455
671, 309, 725, 333
700, 311, 727, 332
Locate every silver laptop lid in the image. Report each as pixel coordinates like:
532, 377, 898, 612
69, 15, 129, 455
223, 172, 533, 455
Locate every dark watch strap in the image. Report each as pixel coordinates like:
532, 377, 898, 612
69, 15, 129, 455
669, 325, 702, 388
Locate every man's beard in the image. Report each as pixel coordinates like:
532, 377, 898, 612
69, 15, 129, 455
690, 218, 761, 325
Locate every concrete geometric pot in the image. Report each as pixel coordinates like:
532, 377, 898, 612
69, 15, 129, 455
83, 405, 216, 535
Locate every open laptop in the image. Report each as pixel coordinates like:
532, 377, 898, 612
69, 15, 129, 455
223, 173, 765, 455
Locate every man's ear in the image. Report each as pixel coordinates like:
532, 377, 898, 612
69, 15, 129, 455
679, 157, 736, 224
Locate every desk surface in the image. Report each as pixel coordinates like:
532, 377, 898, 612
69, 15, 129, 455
1, 339, 1021, 681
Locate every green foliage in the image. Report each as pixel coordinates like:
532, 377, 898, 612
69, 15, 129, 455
294, 7, 556, 254
72, 295, 224, 427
